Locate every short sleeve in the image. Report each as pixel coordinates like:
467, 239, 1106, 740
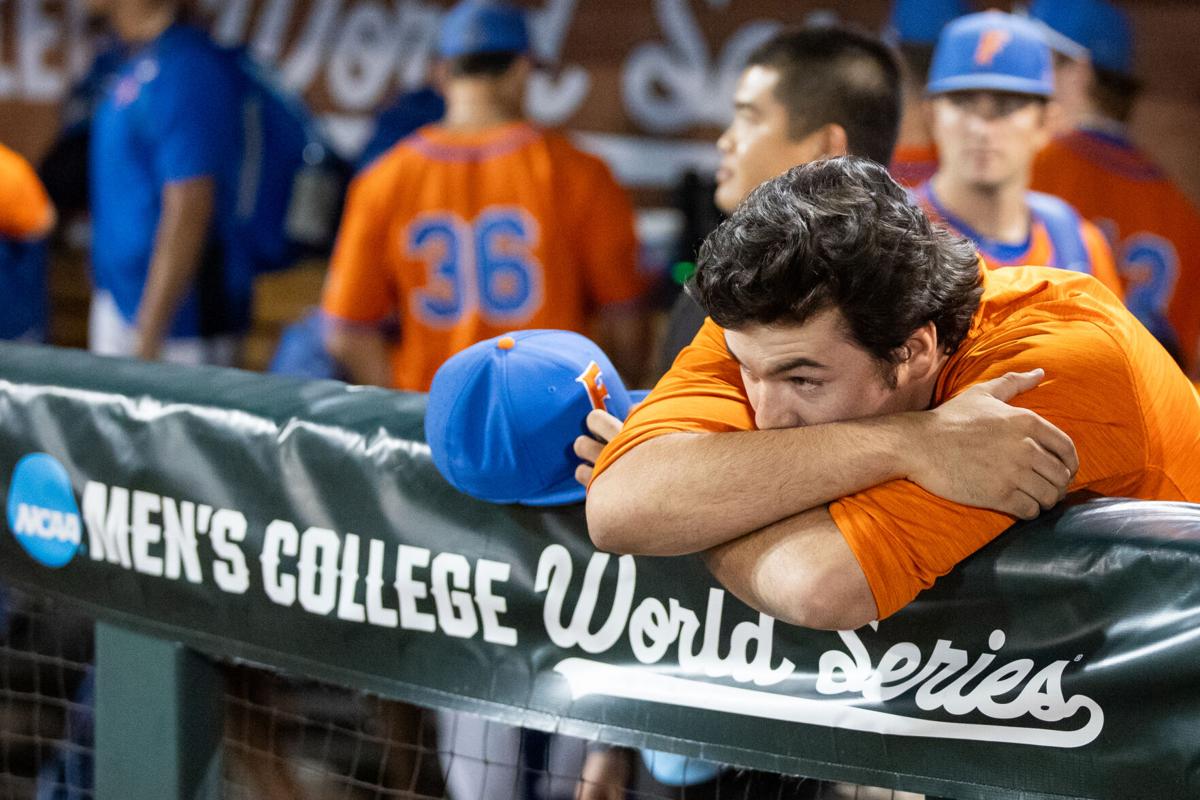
1081, 220, 1123, 299
830, 319, 1147, 619
590, 318, 754, 482
321, 169, 397, 325
146, 53, 241, 184
573, 155, 646, 308
0, 145, 53, 239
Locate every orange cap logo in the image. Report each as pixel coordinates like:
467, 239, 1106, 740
575, 361, 610, 412
974, 29, 1012, 67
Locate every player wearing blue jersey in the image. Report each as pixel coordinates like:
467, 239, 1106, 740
916, 11, 1121, 295
86, 0, 253, 364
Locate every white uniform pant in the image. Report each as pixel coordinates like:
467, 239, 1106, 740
89, 290, 241, 367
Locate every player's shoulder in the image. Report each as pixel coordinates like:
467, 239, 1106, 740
541, 130, 619, 179
355, 127, 439, 180
1056, 129, 1165, 182
970, 267, 1138, 360
0, 142, 34, 177
1026, 190, 1083, 222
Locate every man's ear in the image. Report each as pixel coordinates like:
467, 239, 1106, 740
896, 322, 941, 385
823, 123, 850, 158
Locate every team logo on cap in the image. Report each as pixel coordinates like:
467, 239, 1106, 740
575, 361, 610, 411
974, 29, 1012, 67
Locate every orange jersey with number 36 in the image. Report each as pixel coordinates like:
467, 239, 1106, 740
322, 123, 645, 391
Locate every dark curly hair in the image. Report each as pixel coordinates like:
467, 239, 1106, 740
694, 156, 983, 364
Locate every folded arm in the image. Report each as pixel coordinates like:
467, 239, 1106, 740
703, 506, 877, 630
585, 369, 1076, 556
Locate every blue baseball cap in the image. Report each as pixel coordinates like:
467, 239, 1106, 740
437, 0, 530, 60
888, 0, 973, 46
1029, 0, 1133, 77
927, 11, 1054, 98
425, 330, 634, 507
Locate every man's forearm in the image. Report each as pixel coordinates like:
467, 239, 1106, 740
702, 506, 877, 631
135, 178, 216, 359
586, 414, 917, 556
326, 326, 393, 387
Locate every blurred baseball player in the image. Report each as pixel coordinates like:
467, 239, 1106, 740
586, 156, 1200, 630
321, 0, 647, 392
0, 142, 54, 342
661, 24, 905, 366
85, 0, 253, 364
886, 0, 971, 187
1029, 0, 1200, 373
915, 11, 1122, 294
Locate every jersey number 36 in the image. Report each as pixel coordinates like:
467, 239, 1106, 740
407, 208, 544, 327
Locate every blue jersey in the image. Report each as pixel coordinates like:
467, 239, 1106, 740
90, 24, 254, 337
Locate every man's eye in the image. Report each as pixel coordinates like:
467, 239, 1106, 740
788, 376, 821, 388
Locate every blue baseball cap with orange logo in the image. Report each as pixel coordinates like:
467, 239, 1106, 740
927, 11, 1054, 98
425, 330, 634, 507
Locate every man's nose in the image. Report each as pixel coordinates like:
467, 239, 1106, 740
717, 126, 735, 154
751, 384, 800, 430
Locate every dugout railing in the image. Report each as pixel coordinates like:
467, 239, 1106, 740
2, 341, 1199, 800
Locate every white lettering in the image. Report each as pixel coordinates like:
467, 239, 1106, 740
130, 490, 163, 577
365, 537, 398, 628
297, 526, 339, 614
13, 503, 81, 544
815, 628, 1103, 741
474, 559, 516, 646
395, 544, 436, 632
431, 552, 477, 639
261, 519, 299, 606
82, 481, 132, 568
161, 497, 202, 584
536, 545, 634, 653
19, 0, 63, 100
327, 0, 395, 111
336, 532, 367, 622
210, 508, 250, 594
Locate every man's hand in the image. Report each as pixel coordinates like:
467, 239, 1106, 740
905, 369, 1079, 519
573, 408, 623, 486
575, 747, 633, 800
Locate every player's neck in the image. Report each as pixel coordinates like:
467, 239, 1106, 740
112, 0, 176, 44
931, 171, 1030, 245
443, 86, 524, 132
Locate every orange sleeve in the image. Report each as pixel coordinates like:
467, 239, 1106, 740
590, 318, 754, 481
830, 319, 1146, 619
321, 167, 397, 325
1081, 219, 1123, 300
0, 144, 54, 240
573, 155, 647, 308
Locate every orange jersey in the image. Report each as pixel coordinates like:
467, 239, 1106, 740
889, 142, 939, 188
915, 181, 1123, 297
593, 266, 1200, 619
1033, 127, 1200, 372
322, 122, 645, 391
0, 143, 53, 240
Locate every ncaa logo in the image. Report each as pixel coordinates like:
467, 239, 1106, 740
6, 454, 82, 568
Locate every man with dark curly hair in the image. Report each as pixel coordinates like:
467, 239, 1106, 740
585, 156, 1200, 630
